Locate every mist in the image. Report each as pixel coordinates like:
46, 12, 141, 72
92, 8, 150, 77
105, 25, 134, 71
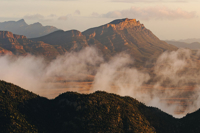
91, 53, 150, 102
0, 47, 103, 97
1, 47, 200, 118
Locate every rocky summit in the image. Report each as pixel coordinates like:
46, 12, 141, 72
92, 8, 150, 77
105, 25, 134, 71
83, 18, 177, 63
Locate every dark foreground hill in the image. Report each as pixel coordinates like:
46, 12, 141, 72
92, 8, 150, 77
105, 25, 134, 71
0, 19, 58, 38
1, 80, 200, 133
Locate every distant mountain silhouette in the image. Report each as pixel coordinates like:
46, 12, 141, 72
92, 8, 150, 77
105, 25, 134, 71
178, 38, 200, 44
31, 18, 177, 64
166, 40, 200, 50
0, 19, 58, 38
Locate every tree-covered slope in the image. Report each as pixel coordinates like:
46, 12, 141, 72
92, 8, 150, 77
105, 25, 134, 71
0, 80, 40, 132
1, 80, 200, 133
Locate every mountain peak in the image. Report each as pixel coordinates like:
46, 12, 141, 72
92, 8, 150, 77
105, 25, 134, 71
109, 18, 138, 24
30, 22, 43, 27
109, 18, 141, 25
16, 19, 27, 25
107, 18, 144, 30
17, 19, 25, 23
0, 19, 58, 38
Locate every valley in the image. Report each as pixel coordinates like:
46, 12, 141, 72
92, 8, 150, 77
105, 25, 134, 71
36, 74, 197, 116
1, 18, 200, 122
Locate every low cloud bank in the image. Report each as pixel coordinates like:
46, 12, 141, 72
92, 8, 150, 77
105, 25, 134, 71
101, 6, 196, 20
1, 47, 200, 118
0, 47, 103, 95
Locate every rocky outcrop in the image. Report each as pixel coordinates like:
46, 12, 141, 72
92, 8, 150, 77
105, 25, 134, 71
0, 31, 26, 39
0, 31, 60, 59
0, 47, 13, 55
108, 18, 144, 30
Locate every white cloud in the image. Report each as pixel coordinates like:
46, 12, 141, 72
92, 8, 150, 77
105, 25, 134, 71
23, 13, 75, 22
49, 14, 57, 18
58, 14, 72, 21
58, 16, 68, 21
91, 12, 101, 17
74, 10, 81, 15
24, 14, 44, 20
102, 6, 196, 20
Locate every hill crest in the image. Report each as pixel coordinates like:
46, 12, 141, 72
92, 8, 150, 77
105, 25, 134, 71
1, 80, 200, 133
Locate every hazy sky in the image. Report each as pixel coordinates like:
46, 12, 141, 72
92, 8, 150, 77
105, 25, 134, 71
0, 0, 200, 40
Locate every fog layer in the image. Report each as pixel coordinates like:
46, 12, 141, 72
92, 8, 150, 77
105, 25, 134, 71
1, 47, 200, 118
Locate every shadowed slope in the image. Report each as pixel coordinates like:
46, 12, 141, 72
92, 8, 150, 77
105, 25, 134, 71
0, 80, 183, 133
31, 30, 89, 52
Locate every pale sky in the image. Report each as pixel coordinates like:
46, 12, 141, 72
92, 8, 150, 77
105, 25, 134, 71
0, 0, 200, 40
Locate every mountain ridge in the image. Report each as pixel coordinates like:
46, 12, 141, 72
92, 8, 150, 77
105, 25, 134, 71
0, 19, 58, 38
0, 31, 61, 58
31, 18, 177, 65
0, 18, 178, 66
166, 40, 200, 50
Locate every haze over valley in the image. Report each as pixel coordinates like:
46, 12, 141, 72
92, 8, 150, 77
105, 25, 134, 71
0, 18, 200, 118
1, 0, 200, 132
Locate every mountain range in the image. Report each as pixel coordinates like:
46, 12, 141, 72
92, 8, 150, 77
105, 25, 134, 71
1, 80, 200, 133
32, 18, 177, 63
178, 38, 200, 44
165, 40, 200, 50
0, 18, 177, 66
0, 19, 58, 38
0, 31, 61, 60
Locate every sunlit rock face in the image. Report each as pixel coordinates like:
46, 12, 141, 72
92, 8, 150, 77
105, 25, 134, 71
31, 18, 177, 65
0, 31, 60, 59
83, 18, 177, 64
